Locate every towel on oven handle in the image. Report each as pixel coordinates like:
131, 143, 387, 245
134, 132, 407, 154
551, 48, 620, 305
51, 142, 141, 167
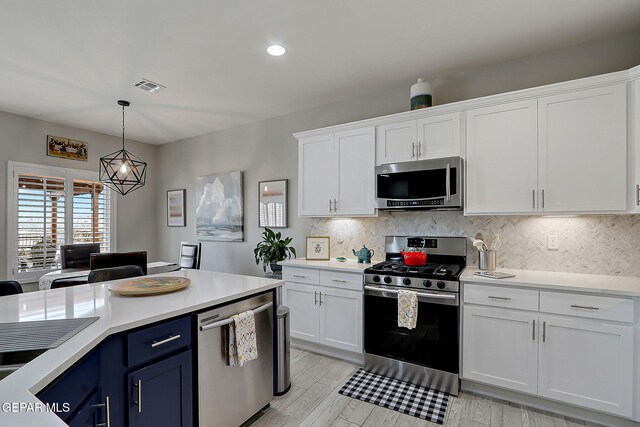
398, 290, 418, 329
228, 310, 258, 366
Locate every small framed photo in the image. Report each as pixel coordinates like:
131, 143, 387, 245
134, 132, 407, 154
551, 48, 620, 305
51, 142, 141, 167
167, 189, 186, 227
306, 236, 330, 260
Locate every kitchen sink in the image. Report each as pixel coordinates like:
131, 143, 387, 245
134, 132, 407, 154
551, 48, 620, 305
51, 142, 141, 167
0, 349, 48, 381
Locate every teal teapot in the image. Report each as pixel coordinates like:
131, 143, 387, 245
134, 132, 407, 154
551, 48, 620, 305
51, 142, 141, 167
352, 245, 374, 264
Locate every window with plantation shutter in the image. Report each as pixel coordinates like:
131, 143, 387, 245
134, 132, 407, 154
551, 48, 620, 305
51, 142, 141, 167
8, 162, 116, 282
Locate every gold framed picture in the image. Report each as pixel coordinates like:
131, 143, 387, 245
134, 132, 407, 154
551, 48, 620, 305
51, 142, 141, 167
47, 135, 88, 161
306, 236, 330, 260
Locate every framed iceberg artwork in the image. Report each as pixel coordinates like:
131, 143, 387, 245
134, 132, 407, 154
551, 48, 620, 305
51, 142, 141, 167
196, 171, 244, 242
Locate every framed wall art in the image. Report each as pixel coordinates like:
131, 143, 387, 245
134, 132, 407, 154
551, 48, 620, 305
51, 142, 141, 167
306, 236, 330, 260
196, 171, 244, 242
47, 135, 88, 161
258, 179, 287, 228
167, 189, 186, 227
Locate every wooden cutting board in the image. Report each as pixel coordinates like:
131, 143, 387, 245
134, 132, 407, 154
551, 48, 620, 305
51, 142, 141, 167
108, 276, 191, 296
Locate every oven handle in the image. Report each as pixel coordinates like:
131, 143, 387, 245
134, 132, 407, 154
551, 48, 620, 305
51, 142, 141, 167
364, 285, 457, 300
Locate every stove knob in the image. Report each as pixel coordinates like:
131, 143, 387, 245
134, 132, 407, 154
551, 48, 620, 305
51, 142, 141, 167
423, 280, 432, 288
437, 281, 446, 289
402, 278, 411, 286
383, 276, 392, 284
372, 275, 380, 283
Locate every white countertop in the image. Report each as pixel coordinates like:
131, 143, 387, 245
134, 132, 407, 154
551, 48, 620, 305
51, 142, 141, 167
0, 269, 283, 426
461, 267, 640, 298
279, 258, 371, 272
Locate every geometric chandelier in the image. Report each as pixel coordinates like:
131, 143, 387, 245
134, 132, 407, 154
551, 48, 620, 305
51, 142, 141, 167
99, 100, 147, 196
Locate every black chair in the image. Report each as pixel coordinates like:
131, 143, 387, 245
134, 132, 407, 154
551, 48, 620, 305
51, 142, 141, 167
179, 241, 201, 270
90, 251, 147, 275
88, 265, 144, 284
0, 281, 23, 296
61, 243, 101, 269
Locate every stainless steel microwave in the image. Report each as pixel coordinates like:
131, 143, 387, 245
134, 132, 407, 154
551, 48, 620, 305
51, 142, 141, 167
375, 156, 463, 210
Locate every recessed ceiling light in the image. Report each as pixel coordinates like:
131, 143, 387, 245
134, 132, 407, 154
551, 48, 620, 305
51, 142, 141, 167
267, 45, 286, 56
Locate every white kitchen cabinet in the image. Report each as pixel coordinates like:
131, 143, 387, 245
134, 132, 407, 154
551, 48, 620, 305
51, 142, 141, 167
462, 282, 636, 418
538, 314, 633, 417
283, 266, 363, 355
318, 287, 362, 353
466, 83, 627, 215
538, 85, 627, 213
629, 71, 640, 213
298, 126, 375, 217
463, 305, 538, 394
298, 134, 336, 216
283, 283, 319, 342
465, 100, 538, 214
376, 113, 462, 165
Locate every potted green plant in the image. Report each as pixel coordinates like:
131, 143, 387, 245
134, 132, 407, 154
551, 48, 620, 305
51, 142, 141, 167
254, 227, 297, 274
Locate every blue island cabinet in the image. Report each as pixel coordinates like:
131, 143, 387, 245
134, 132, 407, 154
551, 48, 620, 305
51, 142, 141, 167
37, 315, 194, 427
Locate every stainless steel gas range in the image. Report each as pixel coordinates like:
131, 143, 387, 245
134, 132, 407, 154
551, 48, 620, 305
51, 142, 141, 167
363, 236, 466, 395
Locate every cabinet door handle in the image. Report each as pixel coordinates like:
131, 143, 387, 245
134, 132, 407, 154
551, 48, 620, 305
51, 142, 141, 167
134, 379, 142, 413
151, 334, 181, 348
488, 296, 511, 301
411, 143, 415, 159
542, 321, 546, 342
293, 274, 306, 278
418, 141, 422, 158
334, 199, 338, 212
93, 396, 111, 427
570, 304, 600, 311
532, 189, 536, 209
319, 292, 323, 306
314, 291, 318, 305
329, 199, 332, 212
332, 279, 347, 283
636, 184, 639, 206
542, 189, 545, 209
532, 320, 535, 341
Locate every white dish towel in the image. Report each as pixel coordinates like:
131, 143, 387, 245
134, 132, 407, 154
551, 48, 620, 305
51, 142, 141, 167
228, 310, 258, 367
398, 290, 418, 329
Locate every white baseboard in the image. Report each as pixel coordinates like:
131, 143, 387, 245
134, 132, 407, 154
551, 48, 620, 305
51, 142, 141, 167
462, 380, 638, 427
291, 338, 364, 365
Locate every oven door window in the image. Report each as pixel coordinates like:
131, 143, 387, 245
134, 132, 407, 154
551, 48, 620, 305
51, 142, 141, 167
377, 167, 457, 200
364, 294, 459, 374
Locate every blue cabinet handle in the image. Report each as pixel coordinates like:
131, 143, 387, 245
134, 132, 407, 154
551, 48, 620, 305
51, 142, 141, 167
151, 335, 181, 348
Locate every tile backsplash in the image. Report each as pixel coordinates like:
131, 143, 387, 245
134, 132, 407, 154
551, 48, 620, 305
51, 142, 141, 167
309, 212, 640, 277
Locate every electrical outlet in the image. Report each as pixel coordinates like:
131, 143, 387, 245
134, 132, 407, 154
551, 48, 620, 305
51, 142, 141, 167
547, 235, 559, 250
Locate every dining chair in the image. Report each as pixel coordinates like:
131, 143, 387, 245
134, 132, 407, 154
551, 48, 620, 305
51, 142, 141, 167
61, 243, 101, 269
90, 251, 147, 274
179, 241, 201, 270
0, 281, 23, 296
87, 265, 144, 283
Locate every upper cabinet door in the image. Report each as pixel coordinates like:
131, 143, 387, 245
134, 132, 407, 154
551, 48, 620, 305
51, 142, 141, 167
465, 100, 538, 214
298, 134, 336, 216
376, 121, 417, 165
417, 112, 461, 160
538, 84, 627, 213
335, 127, 376, 216
631, 79, 640, 212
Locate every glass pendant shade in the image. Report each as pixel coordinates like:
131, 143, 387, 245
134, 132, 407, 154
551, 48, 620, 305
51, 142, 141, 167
99, 100, 147, 196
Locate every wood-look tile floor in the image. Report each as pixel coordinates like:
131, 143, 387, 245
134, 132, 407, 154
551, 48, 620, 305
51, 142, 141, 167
247, 349, 603, 427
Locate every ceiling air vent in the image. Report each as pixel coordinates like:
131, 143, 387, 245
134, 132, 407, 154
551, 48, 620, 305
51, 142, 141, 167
134, 78, 166, 93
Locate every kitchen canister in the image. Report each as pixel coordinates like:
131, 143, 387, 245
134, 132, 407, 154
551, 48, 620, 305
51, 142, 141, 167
478, 250, 496, 271
410, 78, 432, 110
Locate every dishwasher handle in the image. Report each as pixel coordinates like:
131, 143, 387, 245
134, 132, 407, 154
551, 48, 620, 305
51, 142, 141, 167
199, 302, 273, 331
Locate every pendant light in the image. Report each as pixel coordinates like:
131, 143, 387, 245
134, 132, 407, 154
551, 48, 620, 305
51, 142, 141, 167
99, 100, 147, 195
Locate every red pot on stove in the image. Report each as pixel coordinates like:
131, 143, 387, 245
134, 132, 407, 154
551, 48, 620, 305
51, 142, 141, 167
400, 248, 427, 266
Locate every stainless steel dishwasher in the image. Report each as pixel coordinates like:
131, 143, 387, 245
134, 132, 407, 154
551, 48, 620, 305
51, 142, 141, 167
197, 292, 274, 427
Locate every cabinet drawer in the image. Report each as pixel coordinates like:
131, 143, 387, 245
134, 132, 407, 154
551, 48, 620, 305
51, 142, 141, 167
464, 284, 539, 311
319, 270, 363, 291
127, 316, 191, 367
283, 267, 320, 285
540, 291, 634, 323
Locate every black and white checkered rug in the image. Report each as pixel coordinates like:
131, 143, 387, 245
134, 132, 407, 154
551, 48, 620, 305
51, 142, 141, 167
339, 369, 449, 424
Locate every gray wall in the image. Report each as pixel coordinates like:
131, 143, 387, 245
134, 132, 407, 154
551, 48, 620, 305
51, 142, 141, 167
156, 30, 640, 277
0, 111, 158, 281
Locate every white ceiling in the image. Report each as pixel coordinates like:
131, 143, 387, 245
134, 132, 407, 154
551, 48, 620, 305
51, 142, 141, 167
2, 0, 640, 145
